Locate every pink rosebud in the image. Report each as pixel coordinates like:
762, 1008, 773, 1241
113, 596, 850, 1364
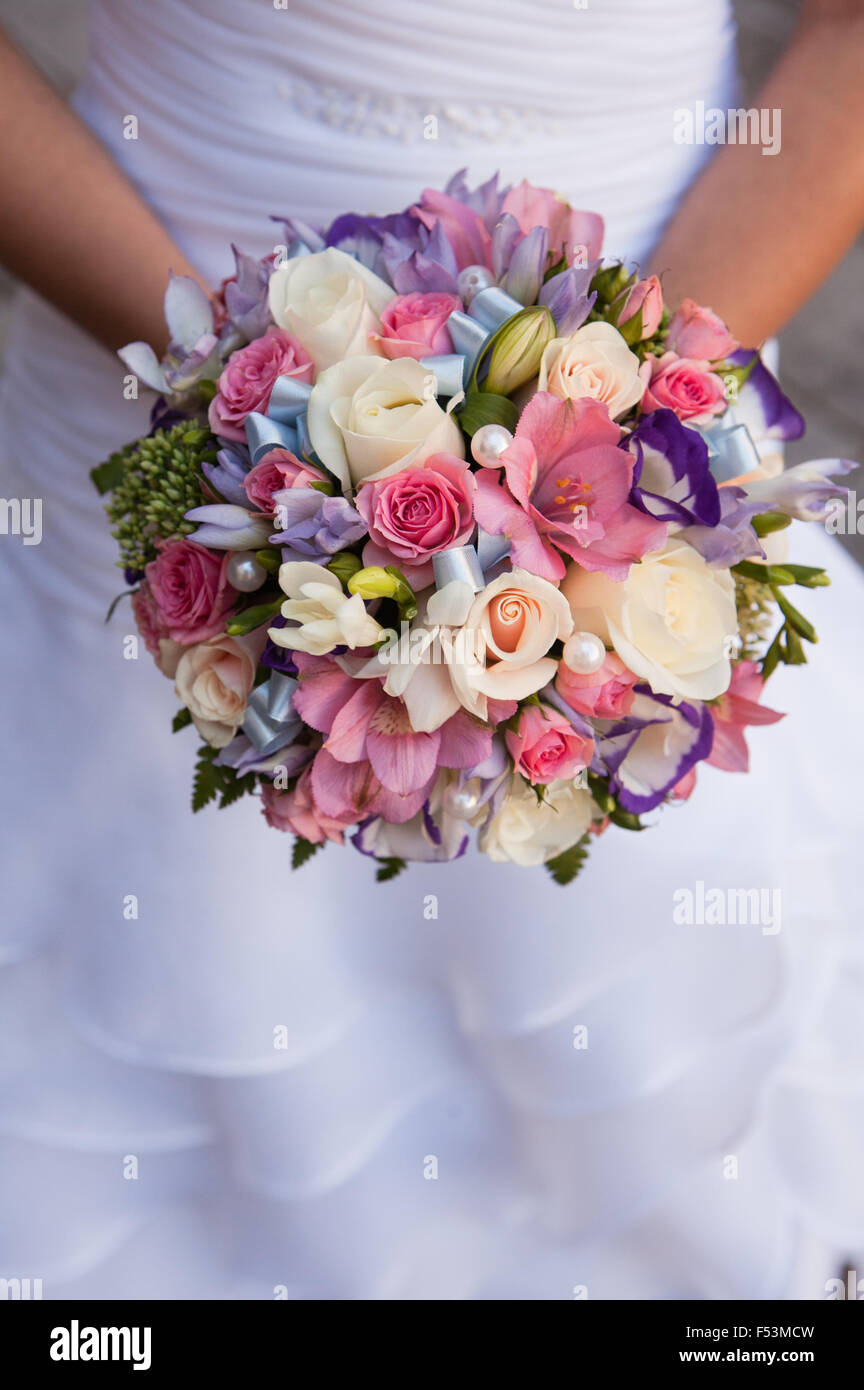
505, 704, 593, 786
374, 291, 461, 361
666, 298, 738, 362
261, 768, 355, 845
241, 448, 325, 512
556, 651, 638, 719
356, 453, 476, 589
145, 538, 236, 645
639, 352, 726, 425
131, 580, 183, 677
616, 275, 663, 339
208, 326, 313, 442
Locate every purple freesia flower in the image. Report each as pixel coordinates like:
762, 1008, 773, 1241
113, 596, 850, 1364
593, 689, 713, 813
325, 209, 418, 278
627, 410, 721, 528
740, 458, 857, 523
538, 264, 597, 334
270, 489, 367, 561
223, 245, 273, 342
202, 442, 251, 507
727, 350, 805, 442
381, 219, 461, 295
679, 485, 765, 566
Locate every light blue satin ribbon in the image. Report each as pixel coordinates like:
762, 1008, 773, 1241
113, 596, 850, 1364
422, 286, 524, 396
696, 420, 762, 484
242, 670, 300, 756
244, 376, 312, 464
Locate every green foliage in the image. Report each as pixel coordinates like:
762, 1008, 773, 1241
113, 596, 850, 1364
456, 390, 518, 437
546, 835, 591, 886
191, 744, 257, 813
172, 707, 193, 733
225, 596, 283, 636
375, 856, 407, 882
292, 837, 323, 869
93, 421, 213, 572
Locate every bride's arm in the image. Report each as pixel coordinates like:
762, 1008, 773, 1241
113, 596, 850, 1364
0, 27, 203, 353
649, 0, 864, 344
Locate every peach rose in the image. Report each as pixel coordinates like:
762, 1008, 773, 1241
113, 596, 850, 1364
538, 322, 644, 420
175, 632, 264, 748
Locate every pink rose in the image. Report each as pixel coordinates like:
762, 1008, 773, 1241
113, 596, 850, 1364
356, 453, 476, 588
505, 704, 593, 785
373, 292, 461, 360
615, 275, 663, 339
556, 651, 638, 718
501, 180, 604, 263
208, 326, 313, 442
639, 352, 726, 424
131, 581, 183, 677
241, 448, 324, 512
667, 299, 738, 362
261, 768, 354, 845
145, 538, 236, 645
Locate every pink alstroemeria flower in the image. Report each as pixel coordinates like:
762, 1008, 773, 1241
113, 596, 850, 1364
293, 654, 493, 806
707, 660, 784, 772
473, 392, 667, 582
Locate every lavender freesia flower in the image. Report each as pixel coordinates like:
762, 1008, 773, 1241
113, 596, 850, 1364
627, 410, 721, 528
202, 442, 252, 508
185, 502, 272, 549
120, 274, 221, 395
679, 485, 765, 566
740, 457, 857, 522
270, 489, 367, 561
538, 264, 597, 334
223, 245, 274, 342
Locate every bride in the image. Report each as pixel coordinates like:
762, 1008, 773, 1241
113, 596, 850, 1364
1, 0, 862, 1299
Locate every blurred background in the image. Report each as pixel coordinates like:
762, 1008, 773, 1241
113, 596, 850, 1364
1, 0, 861, 562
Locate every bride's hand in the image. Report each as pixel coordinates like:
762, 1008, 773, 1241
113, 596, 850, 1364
0, 26, 205, 354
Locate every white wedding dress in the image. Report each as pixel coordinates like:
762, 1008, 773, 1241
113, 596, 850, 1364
1, 0, 862, 1300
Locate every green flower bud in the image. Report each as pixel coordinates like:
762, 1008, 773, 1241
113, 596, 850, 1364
348, 566, 401, 600
483, 306, 556, 396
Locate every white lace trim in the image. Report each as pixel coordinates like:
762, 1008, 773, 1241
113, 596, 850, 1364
275, 75, 570, 144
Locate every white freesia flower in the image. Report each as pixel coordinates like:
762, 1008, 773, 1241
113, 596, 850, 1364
267, 562, 385, 656
307, 355, 464, 494
267, 248, 395, 371
563, 538, 736, 702
538, 321, 644, 419
480, 774, 595, 867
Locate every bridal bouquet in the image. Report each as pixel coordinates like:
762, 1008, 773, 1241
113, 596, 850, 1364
92, 172, 850, 881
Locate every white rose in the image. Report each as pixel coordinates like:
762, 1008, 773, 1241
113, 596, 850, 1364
480, 774, 594, 867
307, 355, 465, 494
268, 248, 396, 371
175, 633, 262, 748
268, 562, 385, 656
562, 538, 737, 702
538, 321, 644, 420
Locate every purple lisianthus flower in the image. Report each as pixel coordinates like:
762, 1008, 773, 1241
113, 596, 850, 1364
627, 410, 721, 528
271, 489, 367, 561
592, 689, 713, 813
261, 616, 299, 677
727, 350, 805, 442
325, 209, 417, 279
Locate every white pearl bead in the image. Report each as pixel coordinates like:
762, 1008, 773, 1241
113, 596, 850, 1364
562, 631, 607, 675
457, 264, 494, 305
443, 782, 481, 819
227, 551, 268, 593
470, 423, 514, 468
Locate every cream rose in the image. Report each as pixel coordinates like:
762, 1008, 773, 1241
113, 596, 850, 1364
562, 538, 737, 702
268, 562, 386, 656
452, 569, 574, 712
307, 355, 465, 494
480, 774, 595, 867
268, 248, 396, 371
175, 633, 263, 748
538, 321, 644, 419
